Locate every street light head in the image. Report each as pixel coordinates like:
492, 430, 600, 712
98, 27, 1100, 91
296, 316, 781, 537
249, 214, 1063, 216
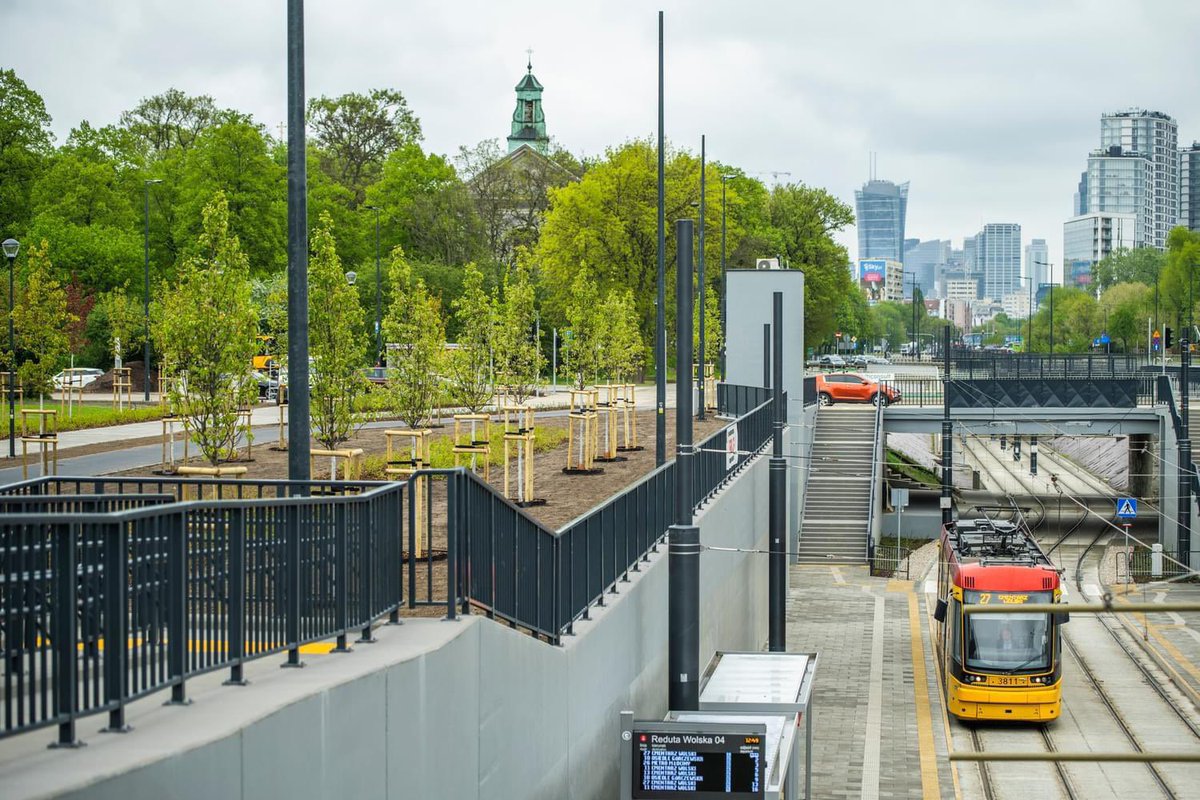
145, 179, 164, 185
345, 271, 357, 286
1, 239, 18, 259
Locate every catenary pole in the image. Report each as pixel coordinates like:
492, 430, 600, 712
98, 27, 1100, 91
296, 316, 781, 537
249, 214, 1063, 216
655, 10, 666, 466
698, 135, 706, 420
768, 292, 786, 650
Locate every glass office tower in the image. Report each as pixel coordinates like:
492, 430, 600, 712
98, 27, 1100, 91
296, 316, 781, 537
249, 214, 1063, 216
855, 179, 909, 263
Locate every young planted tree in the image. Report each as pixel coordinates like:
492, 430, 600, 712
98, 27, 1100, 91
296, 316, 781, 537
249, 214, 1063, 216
563, 271, 603, 389
93, 288, 143, 364
382, 245, 445, 428
494, 262, 544, 404
600, 289, 643, 382
13, 240, 74, 402
693, 288, 722, 367
446, 262, 494, 412
153, 192, 258, 465
309, 212, 366, 450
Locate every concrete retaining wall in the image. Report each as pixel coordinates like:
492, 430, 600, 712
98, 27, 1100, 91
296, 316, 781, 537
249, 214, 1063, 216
38, 456, 772, 800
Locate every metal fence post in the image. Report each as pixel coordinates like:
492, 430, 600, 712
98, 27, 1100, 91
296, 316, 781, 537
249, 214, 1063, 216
445, 471, 458, 621
166, 511, 191, 702
101, 521, 132, 732
49, 524, 82, 747
333, 502, 352, 652
282, 504, 304, 668
225, 507, 248, 685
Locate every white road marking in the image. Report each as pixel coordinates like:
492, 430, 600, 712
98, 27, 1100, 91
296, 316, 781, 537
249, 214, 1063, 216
860, 591, 886, 800
831, 566, 846, 584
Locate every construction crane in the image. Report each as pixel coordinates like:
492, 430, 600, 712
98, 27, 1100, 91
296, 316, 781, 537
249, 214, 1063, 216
745, 170, 792, 184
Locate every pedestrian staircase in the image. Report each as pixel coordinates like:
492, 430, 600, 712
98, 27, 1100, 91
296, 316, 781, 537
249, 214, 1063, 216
797, 406, 877, 564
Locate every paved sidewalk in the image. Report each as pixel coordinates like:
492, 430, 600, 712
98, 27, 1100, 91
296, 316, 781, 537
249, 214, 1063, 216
0, 385, 678, 485
786, 563, 956, 799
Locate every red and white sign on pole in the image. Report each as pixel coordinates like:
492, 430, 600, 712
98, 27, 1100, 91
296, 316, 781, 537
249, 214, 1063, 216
725, 424, 738, 470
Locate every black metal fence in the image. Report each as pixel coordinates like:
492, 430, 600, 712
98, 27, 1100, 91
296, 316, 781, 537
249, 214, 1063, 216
951, 353, 1149, 378
1, 394, 780, 744
1, 481, 406, 746
878, 376, 1160, 408
717, 383, 770, 417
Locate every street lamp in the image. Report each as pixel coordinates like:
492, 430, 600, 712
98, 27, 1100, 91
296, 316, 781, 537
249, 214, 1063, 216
1033, 261, 1053, 354
1038, 282, 1059, 355
4, 238, 19, 458
143, 179, 163, 402
345, 270, 357, 286
364, 205, 382, 365
719, 174, 735, 379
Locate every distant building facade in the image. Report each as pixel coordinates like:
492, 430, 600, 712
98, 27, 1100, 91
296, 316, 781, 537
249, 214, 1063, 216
1062, 212, 1136, 288
903, 239, 950, 298
974, 223, 1022, 300
946, 279, 979, 303
1024, 239, 1049, 289
1182, 142, 1200, 233
944, 298, 972, 332
858, 258, 904, 303
1100, 109, 1178, 249
855, 179, 909, 263
1086, 146, 1154, 246
1002, 291, 1031, 320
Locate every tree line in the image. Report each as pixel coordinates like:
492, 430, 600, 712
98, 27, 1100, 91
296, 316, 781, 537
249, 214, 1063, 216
0, 67, 859, 374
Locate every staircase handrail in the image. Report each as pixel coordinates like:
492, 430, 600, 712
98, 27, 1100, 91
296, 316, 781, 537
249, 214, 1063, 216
866, 394, 884, 560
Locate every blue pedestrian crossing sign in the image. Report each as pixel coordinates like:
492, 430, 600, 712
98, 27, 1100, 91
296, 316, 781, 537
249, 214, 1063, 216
1116, 497, 1137, 519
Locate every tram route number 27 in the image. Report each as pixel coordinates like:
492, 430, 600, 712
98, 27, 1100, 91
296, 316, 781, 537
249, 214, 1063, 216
976, 593, 1029, 605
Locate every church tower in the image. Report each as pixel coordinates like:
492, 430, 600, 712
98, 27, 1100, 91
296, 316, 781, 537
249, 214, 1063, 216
506, 55, 549, 154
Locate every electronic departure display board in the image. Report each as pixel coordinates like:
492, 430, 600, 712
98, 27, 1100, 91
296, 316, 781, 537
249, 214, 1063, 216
631, 724, 766, 798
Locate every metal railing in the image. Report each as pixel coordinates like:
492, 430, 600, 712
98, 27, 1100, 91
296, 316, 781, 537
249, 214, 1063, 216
1, 481, 407, 746
877, 376, 1160, 408
1157, 376, 1200, 497
865, 396, 883, 563
1, 394, 780, 744
717, 383, 770, 417
869, 544, 911, 579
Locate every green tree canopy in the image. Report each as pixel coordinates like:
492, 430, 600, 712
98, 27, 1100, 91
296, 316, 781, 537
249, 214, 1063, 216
382, 246, 446, 428
0, 69, 54, 234
1092, 247, 1165, 293
447, 262, 495, 412
308, 88, 422, 204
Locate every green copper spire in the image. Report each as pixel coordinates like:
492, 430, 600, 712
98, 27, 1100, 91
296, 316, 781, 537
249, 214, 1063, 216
507, 53, 549, 154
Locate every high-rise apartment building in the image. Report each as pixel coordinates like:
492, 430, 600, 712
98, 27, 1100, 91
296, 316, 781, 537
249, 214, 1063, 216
1099, 109, 1178, 249
855, 179, 909, 263
1063, 212, 1136, 288
1024, 239, 1049, 289
1074, 171, 1088, 216
1182, 142, 1200, 233
974, 223, 1021, 300
1086, 146, 1154, 246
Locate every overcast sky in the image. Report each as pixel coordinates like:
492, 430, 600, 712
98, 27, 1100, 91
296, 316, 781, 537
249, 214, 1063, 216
5, 0, 1199, 282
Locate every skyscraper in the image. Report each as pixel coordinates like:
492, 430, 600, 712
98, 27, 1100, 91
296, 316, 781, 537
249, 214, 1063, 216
1063, 213, 1135, 288
1024, 239, 1048, 288
975, 223, 1021, 300
1182, 142, 1200, 233
903, 239, 950, 297
855, 179, 909, 263
1099, 109, 1178, 249
1073, 171, 1088, 217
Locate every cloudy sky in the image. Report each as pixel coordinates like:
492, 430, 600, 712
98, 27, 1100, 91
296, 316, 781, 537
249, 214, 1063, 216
5, 0, 1199, 281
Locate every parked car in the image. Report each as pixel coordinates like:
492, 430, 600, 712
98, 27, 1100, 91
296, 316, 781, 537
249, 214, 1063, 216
850, 354, 891, 368
814, 373, 901, 407
805, 354, 847, 369
52, 368, 104, 389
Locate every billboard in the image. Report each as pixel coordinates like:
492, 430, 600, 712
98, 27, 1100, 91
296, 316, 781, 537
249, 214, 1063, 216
859, 259, 886, 284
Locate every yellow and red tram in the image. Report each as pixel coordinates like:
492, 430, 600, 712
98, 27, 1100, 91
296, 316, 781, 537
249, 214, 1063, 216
933, 517, 1068, 721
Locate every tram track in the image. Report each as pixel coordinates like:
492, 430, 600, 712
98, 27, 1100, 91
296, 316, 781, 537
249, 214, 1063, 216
957, 434, 1200, 798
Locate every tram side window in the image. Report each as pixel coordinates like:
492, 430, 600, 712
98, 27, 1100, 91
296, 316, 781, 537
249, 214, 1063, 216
948, 598, 962, 663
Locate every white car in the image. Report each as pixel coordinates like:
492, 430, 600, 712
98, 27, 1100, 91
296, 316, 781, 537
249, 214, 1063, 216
53, 368, 104, 389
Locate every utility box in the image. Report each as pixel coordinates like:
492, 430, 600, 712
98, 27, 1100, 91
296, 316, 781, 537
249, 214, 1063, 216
724, 269, 805, 425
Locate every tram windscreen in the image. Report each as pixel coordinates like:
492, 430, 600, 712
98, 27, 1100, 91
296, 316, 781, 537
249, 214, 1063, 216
963, 590, 1052, 671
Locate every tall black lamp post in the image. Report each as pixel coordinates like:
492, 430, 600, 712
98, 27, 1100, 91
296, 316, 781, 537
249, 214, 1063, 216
143, 179, 162, 401
4, 238, 19, 458
364, 205, 382, 364
719, 174, 734, 379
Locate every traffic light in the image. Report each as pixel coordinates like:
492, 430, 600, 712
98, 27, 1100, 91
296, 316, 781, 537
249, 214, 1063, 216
1165, 326, 1174, 349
